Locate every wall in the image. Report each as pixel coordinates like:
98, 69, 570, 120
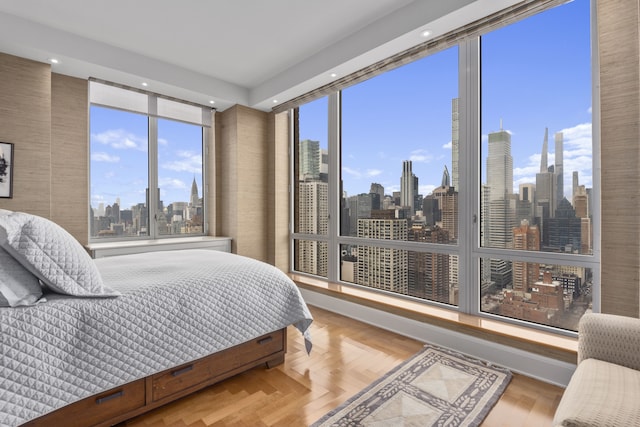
267, 111, 291, 271
598, 0, 640, 317
0, 54, 88, 244
0, 52, 89, 245
217, 105, 270, 261
51, 74, 89, 245
0, 53, 51, 217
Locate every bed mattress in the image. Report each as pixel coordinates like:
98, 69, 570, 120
0, 249, 312, 427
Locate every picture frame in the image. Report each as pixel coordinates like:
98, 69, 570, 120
0, 142, 14, 198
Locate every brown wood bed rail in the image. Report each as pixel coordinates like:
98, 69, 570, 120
22, 329, 287, 427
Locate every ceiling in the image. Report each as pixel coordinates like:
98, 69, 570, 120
0, 0, 520, 111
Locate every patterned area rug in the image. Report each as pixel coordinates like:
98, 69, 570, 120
311, 344, 512, 427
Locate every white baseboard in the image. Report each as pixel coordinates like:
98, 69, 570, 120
300, 287, 575, 387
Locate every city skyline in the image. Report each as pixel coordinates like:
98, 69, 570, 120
299, 0, 591, 201
90, 104, 204, 211
294, 0, 592, 331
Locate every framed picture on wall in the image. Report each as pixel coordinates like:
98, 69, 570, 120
0, 142, 14, 198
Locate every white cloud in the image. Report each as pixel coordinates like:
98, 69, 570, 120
366, 169, 382, 177
384, 184, 400, 194
91, 152, 120, 163
92, 129, 147, 151
161, 152, 202, 173
442, 141, 452, 149
409, 149, 433, 163
342, 166, 361, 178
158, 177, 187, 189
419, 184, 436, 196
560, 123, 592, 152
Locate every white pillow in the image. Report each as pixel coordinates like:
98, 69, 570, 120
0, 212, 119, 297
0, 209, 12, 216
0, 247, 44, 307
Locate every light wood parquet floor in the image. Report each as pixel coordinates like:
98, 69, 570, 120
123, 305, 564, 427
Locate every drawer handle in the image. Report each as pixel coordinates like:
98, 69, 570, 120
96, 390, 124, 404
171, 364, 194, 377
258, 336, 273, 345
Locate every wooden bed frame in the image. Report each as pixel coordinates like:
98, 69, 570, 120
23, 329, 286, 427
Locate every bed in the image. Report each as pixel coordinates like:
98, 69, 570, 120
0, 211, 313, 427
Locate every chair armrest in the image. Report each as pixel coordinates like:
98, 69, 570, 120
578, 312, 640, 370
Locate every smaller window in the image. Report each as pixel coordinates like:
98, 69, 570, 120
89, 82, 210, 241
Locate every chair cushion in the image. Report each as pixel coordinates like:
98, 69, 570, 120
553, 358, 640, 426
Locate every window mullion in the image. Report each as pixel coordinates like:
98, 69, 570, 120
148, 96, 158, 239
327, 92, 341, 283
459, 38, 481, 315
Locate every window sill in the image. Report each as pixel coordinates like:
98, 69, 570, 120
290, 273, 578, 364
87, 236, 231, 258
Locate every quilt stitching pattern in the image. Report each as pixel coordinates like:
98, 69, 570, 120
0, 250, 312, 427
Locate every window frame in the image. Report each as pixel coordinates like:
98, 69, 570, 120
290, 0, 599, 337
89, 82, 212, 242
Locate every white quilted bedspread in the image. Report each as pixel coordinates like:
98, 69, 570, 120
0, 250, 313, 427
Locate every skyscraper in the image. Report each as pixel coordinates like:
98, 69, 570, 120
512, 219, 540, 292
451, 98, 459, 190
441, 165, 451, 187
486, 123, 513, 201
548, 198, 582, 253
299, 139, 320, 181
190, 177, 199, 206
356, 218, 408, 294
297, 181, 328, 276
574, 185, 588, 219
488, 197, 516, 289
400, 160, 416, 213
536, 128, 557, 245
518, 183, 536, 224
370, 183, 384, 202
431, 165, 458, 240
486, 123, 515, 289
572, 171, 579, 206
408, 226, 450, 303
555, 132, 564, 205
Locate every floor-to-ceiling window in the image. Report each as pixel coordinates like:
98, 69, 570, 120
293, 96, 329, 278
339, 46, 459, 306
478, 0, 593, 330
292, 0, 597, 333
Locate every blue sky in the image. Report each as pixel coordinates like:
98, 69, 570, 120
90, 106, 203, 211
300, 0, 592, 200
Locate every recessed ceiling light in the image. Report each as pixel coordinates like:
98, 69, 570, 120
209, 100, 215, 104
49, 58, 59, 64
141, 82, 148, 87
273, 100, 278, 104
421, 29, 433, 38
330, 73, 337, 78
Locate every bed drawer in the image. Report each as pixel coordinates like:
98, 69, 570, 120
24, 379, 145, 427
152, 330, 285, 401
